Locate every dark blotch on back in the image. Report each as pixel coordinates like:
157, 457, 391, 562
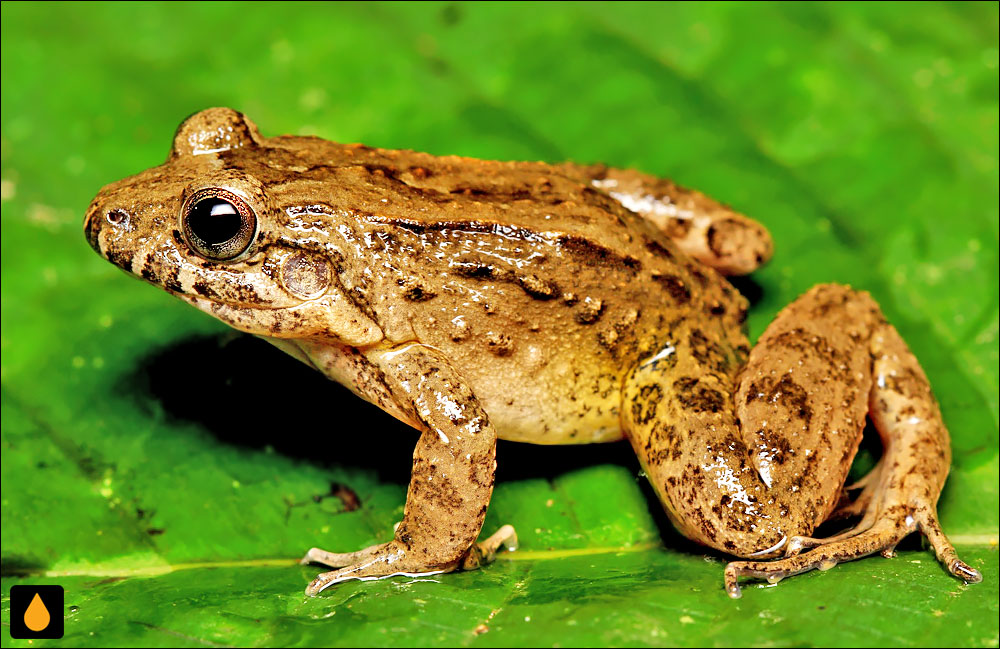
397, 277, 438, 302
645, 238, 675, 261
558, 235, 641, 273
453, 260, 505, 280
452, 259, 559, 301
404, 286, 436, 302
652, 273, 690, 304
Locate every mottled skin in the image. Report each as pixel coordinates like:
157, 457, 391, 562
84, 108, 981, 598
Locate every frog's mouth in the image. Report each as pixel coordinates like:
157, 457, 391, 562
171, 289, 385, 347
170, 290, 300, 337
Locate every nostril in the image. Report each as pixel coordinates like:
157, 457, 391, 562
106, 209, 129, 226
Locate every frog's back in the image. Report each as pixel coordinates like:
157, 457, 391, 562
254, 136, 749, 443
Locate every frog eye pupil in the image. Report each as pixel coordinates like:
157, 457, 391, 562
182, 190, 257, 261
189, 199, 242, 245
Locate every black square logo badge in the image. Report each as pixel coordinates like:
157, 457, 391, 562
9, 585, 64, 639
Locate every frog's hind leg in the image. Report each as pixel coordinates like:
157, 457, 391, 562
781, 461, 886, 556
557, 163, 772, 275
622, 283, 979, 598
727, 494, 982, 596
832, 460, 884, 520
724, 292, 982, 595
622, 284, 876, 568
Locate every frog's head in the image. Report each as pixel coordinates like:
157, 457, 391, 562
84, 107, 383, 346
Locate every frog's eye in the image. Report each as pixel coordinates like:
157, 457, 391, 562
181, 189, 257, 261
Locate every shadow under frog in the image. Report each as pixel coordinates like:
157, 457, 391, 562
123, 332, 658, 495
125, 329, 898, 557
124, 330, 707, 552
87, 107, 981, 598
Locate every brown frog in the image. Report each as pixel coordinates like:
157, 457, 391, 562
84, 108, 982, 597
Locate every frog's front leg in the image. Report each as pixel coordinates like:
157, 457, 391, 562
301, 343, 508, 596
558, 162, 772, 275
622, 284, 980, 597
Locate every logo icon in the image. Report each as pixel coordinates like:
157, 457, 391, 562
9, 585, 64, 639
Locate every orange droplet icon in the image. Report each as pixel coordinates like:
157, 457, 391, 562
24, 592, 51, 632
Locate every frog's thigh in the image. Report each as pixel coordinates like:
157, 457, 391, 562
623, 285, 879, 558
725, 296, 982, 596
559, 163, 772, 275
622, 284, 979, 596
303, 344, 500, 596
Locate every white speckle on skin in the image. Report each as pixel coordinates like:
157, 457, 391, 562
609, 190, 694, 220
640, 343, 676, 369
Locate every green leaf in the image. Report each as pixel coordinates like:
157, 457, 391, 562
2, 2, 997, 647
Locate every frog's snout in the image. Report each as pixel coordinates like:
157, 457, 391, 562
83, 195, 135, 264
83, 200, 105, 254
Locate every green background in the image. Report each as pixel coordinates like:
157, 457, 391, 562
2, 1, 997, 646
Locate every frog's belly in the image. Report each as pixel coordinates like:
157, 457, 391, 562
464, 360, 627, 445
483, 394, 625, 444
280, 337, 625, 445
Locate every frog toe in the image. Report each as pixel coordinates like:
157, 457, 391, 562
725, 504, 982, 597
916, 507, 983, 584
725, 518, 910, 598
304, 540, 458, 596
300, 543, 383, 569
461, 524, 518, 570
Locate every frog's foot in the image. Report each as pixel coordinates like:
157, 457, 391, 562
783, 463, 886, 557
461, 524, 518, 570
300, 543, 382, 569
726, 519, 907, 598
300, 522, 408, 568
304, 540, 459, 596
726, 505, 982, 598
302, 526, 518, 595
915, 507, 983, 584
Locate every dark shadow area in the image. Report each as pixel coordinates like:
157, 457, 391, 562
728, 274, 764, 308
122, 333, 701, 549
123, 333, 663, 488
123, 330, 896, 560
0, 556, 47, 578
121, 333, 415, 483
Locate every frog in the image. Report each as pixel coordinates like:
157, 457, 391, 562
84, 107, 982, 598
